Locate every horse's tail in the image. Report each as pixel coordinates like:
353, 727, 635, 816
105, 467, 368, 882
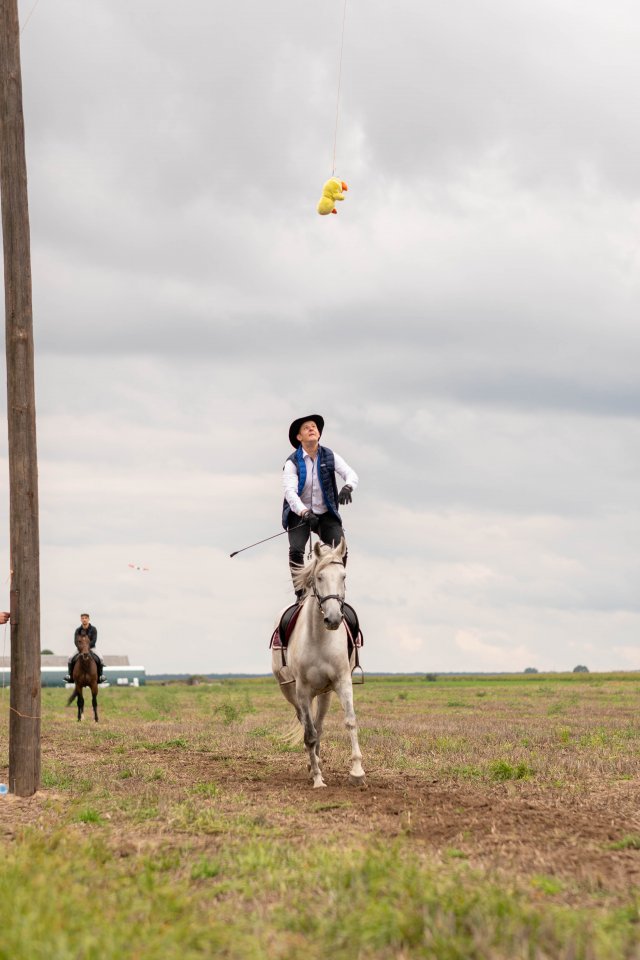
66, 690, 78, 706
280, 716, 304, 746
280, 697, 329, 746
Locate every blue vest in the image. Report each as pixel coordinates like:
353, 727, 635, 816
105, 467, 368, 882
282, 445, 342, 529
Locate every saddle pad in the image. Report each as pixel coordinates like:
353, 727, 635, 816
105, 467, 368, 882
270, 601, 363, 649
270, 602, 302, 650
343, 602, 363, 648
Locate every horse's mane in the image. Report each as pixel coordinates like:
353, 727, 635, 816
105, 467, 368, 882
292, 541, 345, 595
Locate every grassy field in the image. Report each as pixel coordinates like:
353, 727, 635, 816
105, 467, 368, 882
1, 673, 640, 959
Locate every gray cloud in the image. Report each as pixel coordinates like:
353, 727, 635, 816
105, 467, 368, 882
1, 0, 638, 673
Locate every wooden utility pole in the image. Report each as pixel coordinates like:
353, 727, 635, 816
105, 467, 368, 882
0, 0, 41, 795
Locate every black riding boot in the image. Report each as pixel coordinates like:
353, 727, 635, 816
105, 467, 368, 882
64, 656, 76, 683
97, 658, 106, 683
289, 563, 304, 601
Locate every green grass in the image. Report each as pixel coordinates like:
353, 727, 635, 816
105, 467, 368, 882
488, 759, 535, 782
40, 766, 75, 790
190, 780, 219, 798
2, 676, 640, 958
610, 836, 640, 851
74, 807, 104, 824
530, 874, 565, 895
2, 831, 636, 960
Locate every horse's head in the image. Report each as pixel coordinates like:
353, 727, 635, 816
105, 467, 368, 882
76, 636, 91, 660
311, 539, 347, 630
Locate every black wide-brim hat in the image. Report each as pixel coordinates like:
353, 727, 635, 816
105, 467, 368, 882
289, 414, 324, 448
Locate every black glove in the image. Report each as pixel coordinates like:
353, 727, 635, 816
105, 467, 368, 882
338, 484, 353, 505
303, 511, 320, 532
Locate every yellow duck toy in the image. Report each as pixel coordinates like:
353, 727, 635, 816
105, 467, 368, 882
317, 177, 348, 215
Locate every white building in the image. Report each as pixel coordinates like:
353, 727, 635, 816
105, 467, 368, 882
0, 654, 146, 687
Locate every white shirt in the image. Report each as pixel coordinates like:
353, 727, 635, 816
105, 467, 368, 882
283, 448, 359, 517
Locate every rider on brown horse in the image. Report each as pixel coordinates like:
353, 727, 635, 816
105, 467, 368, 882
64, 613, 106, 684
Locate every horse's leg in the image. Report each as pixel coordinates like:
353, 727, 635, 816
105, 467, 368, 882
77, 688, 84, 722
334, 678, 365, 785
91, 681, 99, 722
313, 691, 332, 761
297, 687, 326, 788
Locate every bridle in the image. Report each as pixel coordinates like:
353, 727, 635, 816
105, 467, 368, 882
311, 561, 346, 616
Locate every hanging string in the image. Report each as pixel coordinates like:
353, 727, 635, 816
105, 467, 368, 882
1, 570, 41, 718
10, 705, 41, 720
1, 619, 7, 693
1, 568, 9, 694
331, 0, 349, 176
21, 0, 43, 34
1, 620, 41, 719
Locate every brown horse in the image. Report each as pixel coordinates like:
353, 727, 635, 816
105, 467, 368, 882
66, 635, 99, 722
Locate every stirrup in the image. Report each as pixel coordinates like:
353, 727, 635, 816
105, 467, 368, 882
351, 665, 364, 684
277, 667, 295, 686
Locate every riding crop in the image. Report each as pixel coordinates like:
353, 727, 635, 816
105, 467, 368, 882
229, 518, 322, 558
229, 530, 288, 558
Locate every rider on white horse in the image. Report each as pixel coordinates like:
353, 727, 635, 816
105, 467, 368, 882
282, 414, 358, 598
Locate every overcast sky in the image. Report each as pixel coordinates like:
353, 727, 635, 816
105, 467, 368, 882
1, 0, 639, 675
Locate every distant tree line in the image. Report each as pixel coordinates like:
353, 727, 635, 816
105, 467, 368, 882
523, 665, 590, 674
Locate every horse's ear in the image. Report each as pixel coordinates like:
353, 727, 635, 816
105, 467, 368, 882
314, 541, 324, 559
338, 537, 347, 559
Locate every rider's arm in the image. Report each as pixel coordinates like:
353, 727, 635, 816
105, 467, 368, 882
333, 453, 358, 492
283, 460, 308, 516
89, 626, 98, 647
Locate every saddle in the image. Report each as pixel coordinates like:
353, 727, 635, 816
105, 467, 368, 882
71, 650, 101, 666
270, 600, 363, 656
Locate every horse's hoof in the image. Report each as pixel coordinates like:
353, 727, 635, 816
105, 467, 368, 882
349, 774, 366, 787
313, 779, 327, 789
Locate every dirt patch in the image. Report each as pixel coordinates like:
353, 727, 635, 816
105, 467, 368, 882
197, 754, 640, 897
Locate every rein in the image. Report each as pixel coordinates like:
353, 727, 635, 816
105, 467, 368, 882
311, 561, 345, 615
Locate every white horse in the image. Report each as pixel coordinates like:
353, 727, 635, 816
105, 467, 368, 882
272, 538, 365, 788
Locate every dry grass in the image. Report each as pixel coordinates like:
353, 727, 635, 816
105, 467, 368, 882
1, 674, 640, 958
